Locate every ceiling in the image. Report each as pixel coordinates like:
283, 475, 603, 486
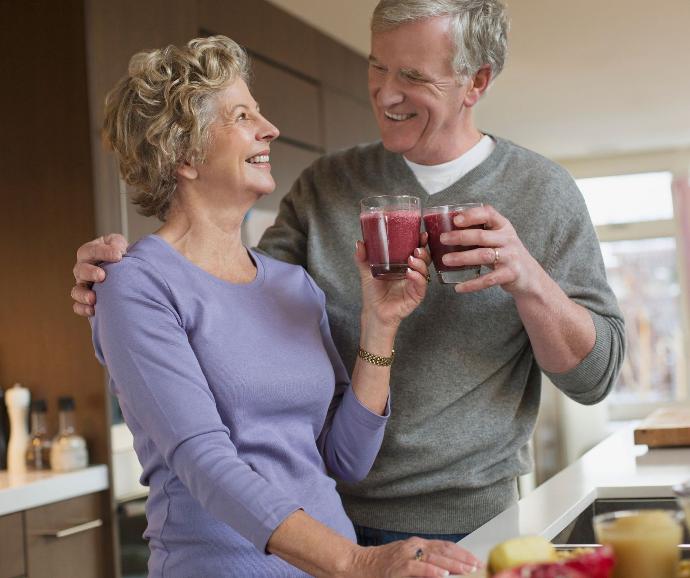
267, 0, 690, 161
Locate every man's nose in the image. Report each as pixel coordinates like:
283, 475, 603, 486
376, 74, 404, 108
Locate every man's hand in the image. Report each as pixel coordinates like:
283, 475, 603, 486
438, 204, 543, 296
440, 204, 597, 373
71, 234, 128, 317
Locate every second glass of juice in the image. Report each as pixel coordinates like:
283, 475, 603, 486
593, 509, 683, 578
360, 195, 421, 280
423, 203, 483, 284
673, 479, 690, 534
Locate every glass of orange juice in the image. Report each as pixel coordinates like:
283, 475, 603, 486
593, 509, 683, 578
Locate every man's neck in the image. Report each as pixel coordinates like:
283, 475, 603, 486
403, 127, 484, 166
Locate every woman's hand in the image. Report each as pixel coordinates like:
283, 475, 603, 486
355, 233, 431, 330
347, 537, 483, 577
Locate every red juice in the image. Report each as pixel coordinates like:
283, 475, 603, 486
423, 205, 482, 284
360, 210, 421, 279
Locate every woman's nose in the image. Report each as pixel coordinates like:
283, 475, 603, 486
258, 115, 279, 143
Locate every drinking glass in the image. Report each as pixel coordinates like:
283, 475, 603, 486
593, 509, 683, 578
423, 203, 483, 284
673, 479, 690, 534
360, 195, 421, 280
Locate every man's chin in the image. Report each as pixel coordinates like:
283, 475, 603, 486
379, 135, 417, 156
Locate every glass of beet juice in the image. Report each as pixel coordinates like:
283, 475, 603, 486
360, 195, 421, 280
423, 203, 483, 284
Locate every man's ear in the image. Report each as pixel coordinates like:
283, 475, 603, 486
177, 161, 198, 181
463, 65, 493, 108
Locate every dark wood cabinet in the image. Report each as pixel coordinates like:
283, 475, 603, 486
0, 512, 25, 578
25, 493, 106, 578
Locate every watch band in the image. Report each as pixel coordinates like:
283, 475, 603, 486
358, 346, 395, 367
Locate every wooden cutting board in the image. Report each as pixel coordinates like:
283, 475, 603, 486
634, 407, 690, 447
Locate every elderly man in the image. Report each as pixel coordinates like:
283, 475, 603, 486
72, 0, 625, 548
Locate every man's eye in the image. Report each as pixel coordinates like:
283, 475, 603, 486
370, 64, 386, 72
403, 73, 426, 83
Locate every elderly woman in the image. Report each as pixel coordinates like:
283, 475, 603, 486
92, 36, 479, 578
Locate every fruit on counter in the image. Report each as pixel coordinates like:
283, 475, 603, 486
488, 536, 558, 574
489, 536, 614, 578
493, 563, 587, 578
559, 546, 614, 578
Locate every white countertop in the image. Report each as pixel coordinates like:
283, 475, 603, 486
458, 424, 690, 560
0, 465, 109, 516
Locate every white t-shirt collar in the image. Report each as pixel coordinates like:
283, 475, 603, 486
404, 135, 495, 195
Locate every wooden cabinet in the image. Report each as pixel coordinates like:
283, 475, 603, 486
0, 493, 108, 578
0, 512, 25, 578
25, 493, 106, 578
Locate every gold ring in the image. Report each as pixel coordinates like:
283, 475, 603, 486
493, 247, 500, 265
425, 273, 431, 284
414, 548, 424, 562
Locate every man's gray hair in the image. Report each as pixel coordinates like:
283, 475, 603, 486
371, 0, 509, 82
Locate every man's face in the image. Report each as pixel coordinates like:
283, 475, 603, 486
368, 16, 474, 165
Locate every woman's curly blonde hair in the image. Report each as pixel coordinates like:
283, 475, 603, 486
103, 36, 250, 220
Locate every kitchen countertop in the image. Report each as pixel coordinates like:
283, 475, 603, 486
457, 423, 690, 562
0, 465, 109, 516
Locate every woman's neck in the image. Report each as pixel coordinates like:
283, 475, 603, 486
156, 202, 256, 284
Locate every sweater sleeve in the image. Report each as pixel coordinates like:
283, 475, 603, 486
541, 182, 626, 404
303, 272, 390, 483
91, 258, 301, 552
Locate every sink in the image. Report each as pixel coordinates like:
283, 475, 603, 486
552, 498, 689, 556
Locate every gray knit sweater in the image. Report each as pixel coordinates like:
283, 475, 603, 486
257, 136, 625, 534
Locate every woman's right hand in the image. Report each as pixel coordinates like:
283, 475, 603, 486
350, 537, 483, 577
71, 233, 128, 316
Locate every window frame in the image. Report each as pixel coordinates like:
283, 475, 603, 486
563, 151, 690, 420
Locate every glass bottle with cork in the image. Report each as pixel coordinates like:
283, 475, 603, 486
50, 396, 88, 472
26, 399, 51, 470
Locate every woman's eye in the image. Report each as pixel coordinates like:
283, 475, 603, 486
237, 112, 248, 121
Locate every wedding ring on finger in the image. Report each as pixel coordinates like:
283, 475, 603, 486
492, 247, 500, 265
414, 547, 424, 562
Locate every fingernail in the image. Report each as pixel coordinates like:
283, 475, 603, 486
414, 248, 422, 257
454, 213, 465, 224
439, 233, 448, 244
439, 571, 449, 577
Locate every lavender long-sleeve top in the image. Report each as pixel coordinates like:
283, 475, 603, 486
91, 235, 389, 577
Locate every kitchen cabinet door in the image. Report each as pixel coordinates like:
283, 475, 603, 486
24, 493, 105, 578
0, 512, 25, 578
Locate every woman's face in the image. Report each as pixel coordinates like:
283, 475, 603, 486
190, 79, 279, 204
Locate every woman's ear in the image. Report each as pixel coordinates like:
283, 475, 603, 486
177, 161, 198, 181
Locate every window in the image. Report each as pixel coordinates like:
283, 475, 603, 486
577, 172, 687, 416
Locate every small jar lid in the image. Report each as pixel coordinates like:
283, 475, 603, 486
31, 399, 47, 412
58, 396, 75, 411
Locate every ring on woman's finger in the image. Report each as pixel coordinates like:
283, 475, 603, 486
492, 247, 500, 265
414, 547, 424, 562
